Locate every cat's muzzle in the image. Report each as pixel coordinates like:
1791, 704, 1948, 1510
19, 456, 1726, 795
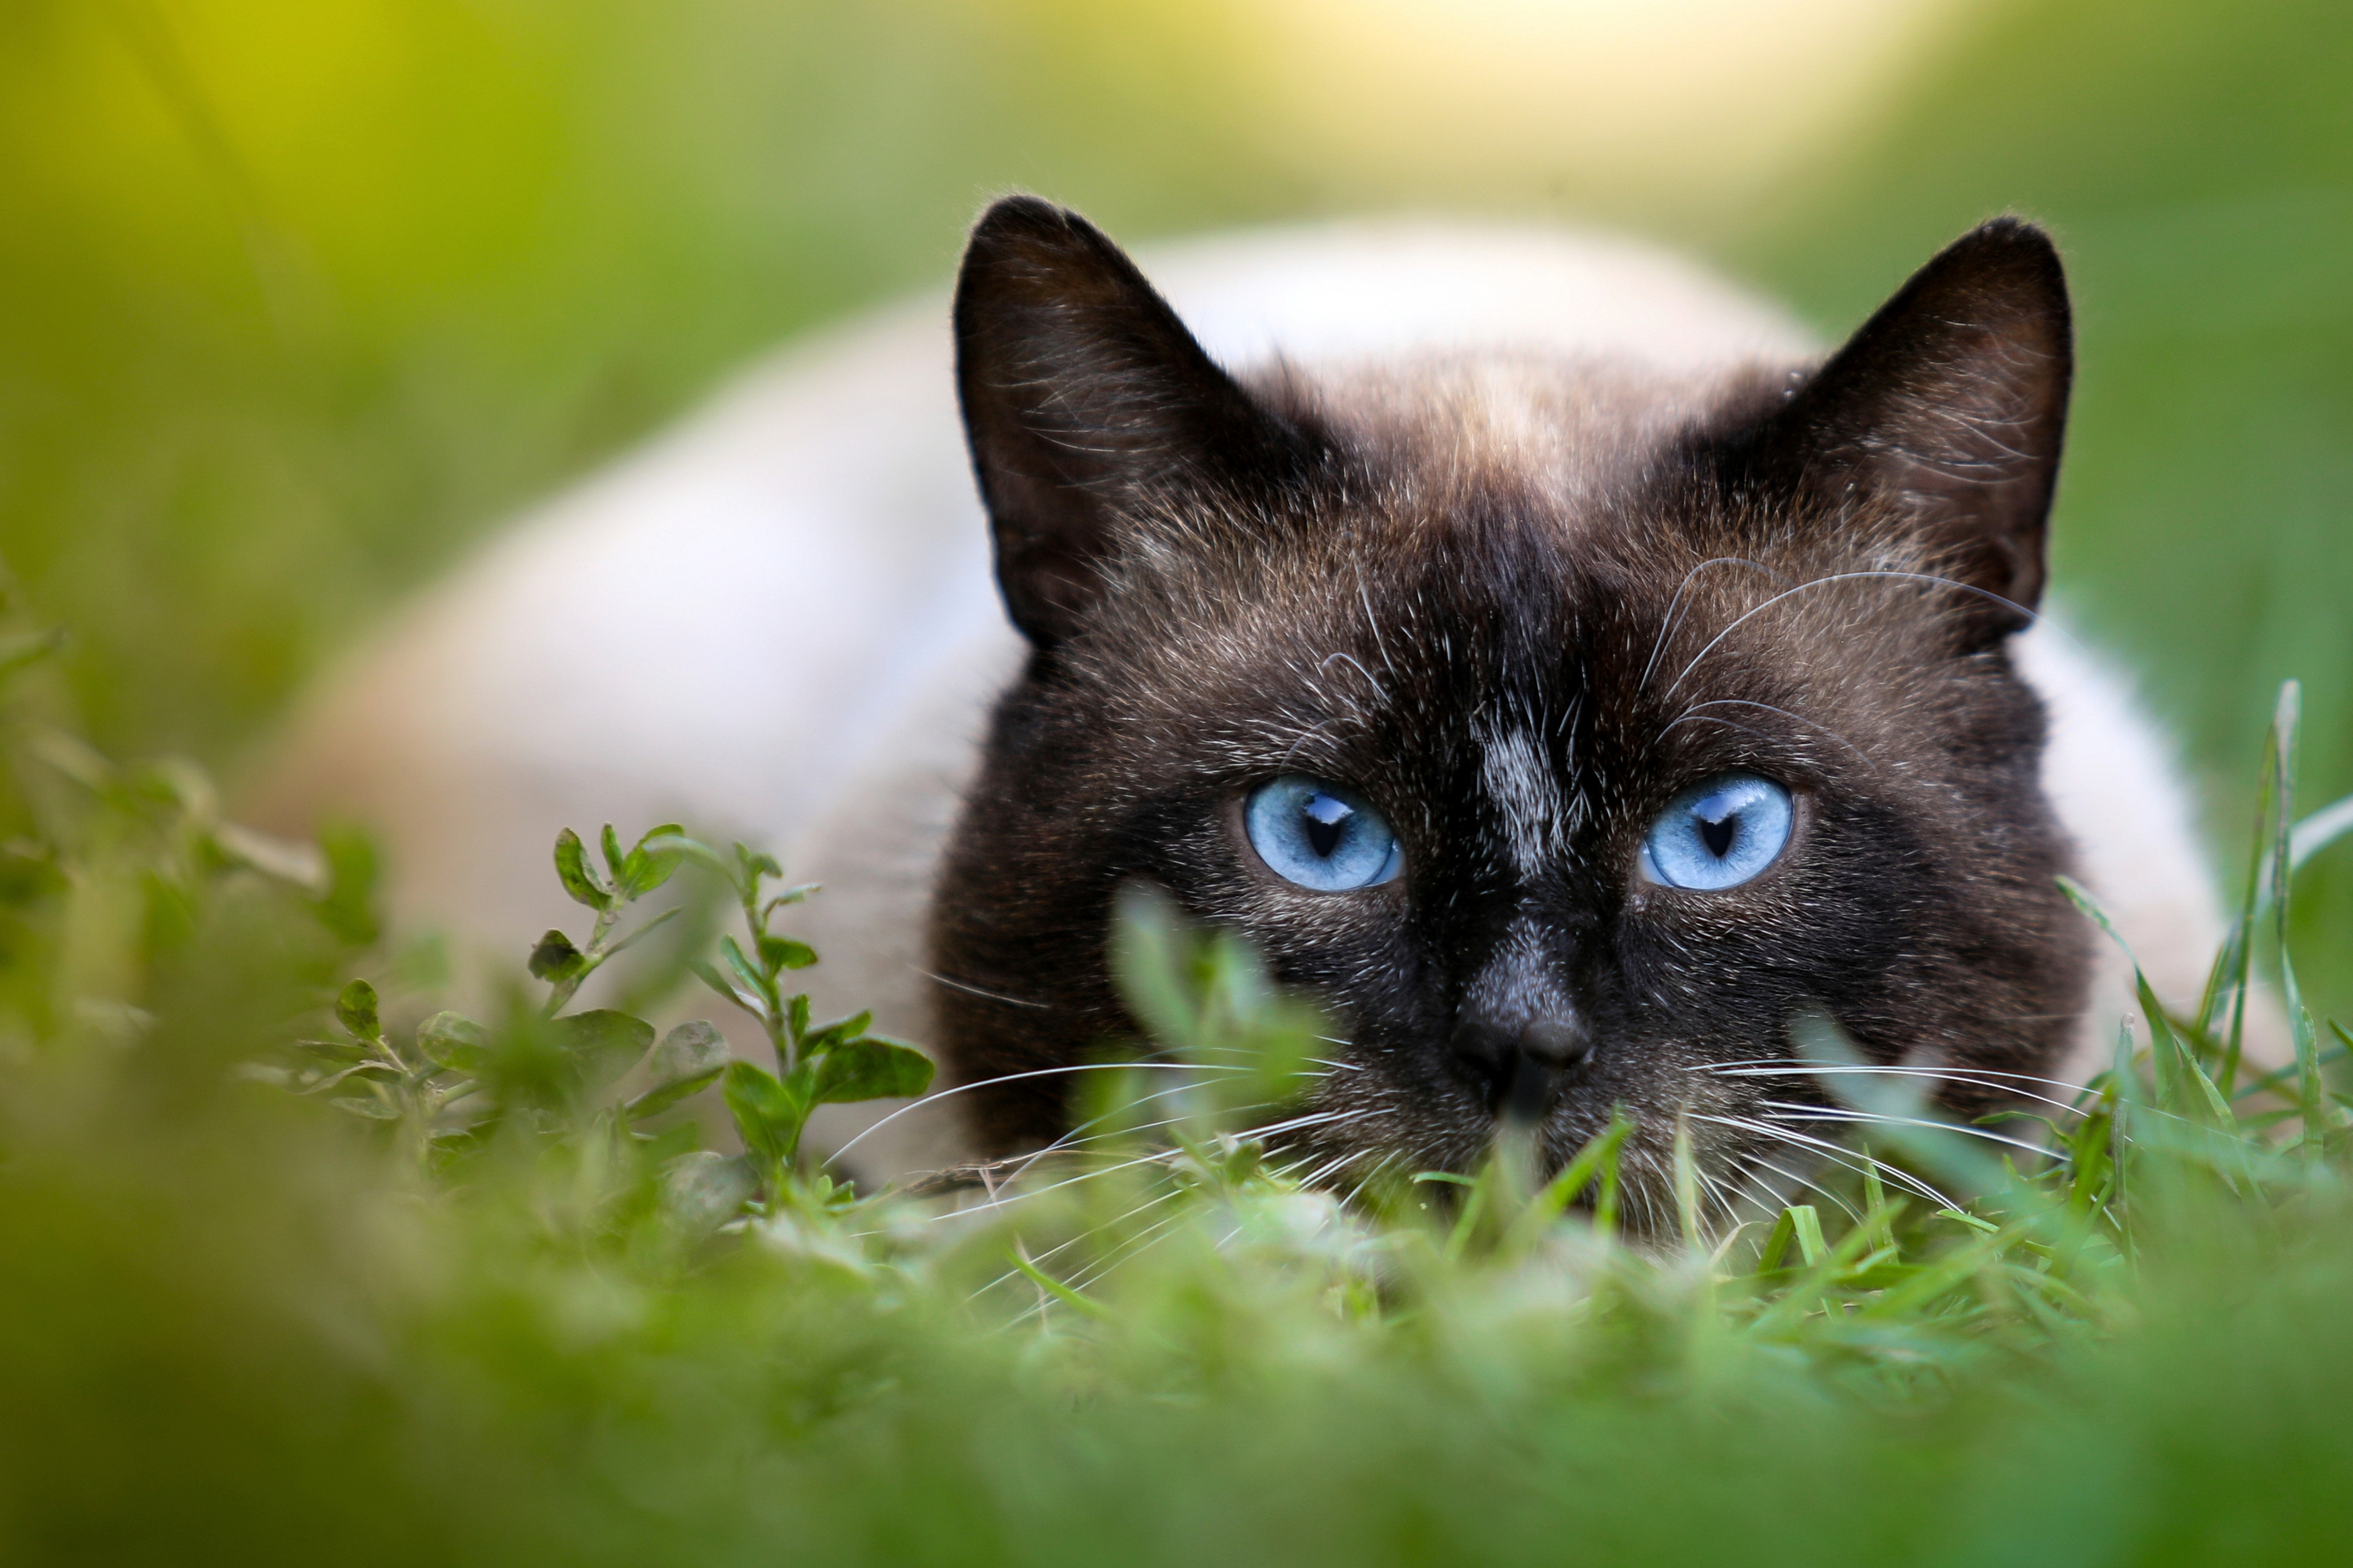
1451, 1015, 1592, 1122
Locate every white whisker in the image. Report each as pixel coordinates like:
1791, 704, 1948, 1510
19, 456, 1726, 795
918, 1148, 1183, 1227
1662, 569, 2052, 699
827, 1058, 1253, 1167
996, 1206, 1199, 1323
1730, 1151, 1865, 1226
916, 968, 1052, 1009
1763, 1071, 2087, 1118
1638, 556, 1787, 691
1691, 1112, 1960, 1210
1757, 1102, 2048, 1158
1702, 1061, 2097, 1097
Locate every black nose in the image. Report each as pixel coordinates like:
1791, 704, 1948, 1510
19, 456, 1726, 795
1449, 1015, 1591, 1120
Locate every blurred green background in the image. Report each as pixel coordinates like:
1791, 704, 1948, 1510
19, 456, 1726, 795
1, 0, 2347, 1003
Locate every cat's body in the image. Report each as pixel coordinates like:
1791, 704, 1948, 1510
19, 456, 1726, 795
257, 206, 2227, 1197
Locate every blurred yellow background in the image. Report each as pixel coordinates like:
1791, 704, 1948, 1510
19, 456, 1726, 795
2, 0, 2348, 997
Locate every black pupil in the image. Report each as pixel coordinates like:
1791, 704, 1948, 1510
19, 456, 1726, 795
1303, 794, 1353, 858
1698, 811, 1739, 859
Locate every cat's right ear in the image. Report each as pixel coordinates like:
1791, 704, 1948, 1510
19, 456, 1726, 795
1730, 217, 2073, 646
954, 196, 1320, 649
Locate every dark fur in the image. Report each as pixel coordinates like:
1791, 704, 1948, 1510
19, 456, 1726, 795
932, 196, 2091, 1225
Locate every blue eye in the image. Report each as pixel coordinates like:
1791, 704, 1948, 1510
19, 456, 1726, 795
1244, 775, 1402, 891
1640, 772, 1794, 891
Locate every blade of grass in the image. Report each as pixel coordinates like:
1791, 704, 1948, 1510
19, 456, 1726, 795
1749, 1198, 1899, 1337
1006, 1247, 1113, 1321
2059, 876, 2230, 1121
1501, 1111, 1634, 1258
2265, 682, 2325, 1159
1672, 1109, 1702, 1251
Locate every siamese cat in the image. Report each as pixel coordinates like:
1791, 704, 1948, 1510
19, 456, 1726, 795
256, 198, 2231, 1210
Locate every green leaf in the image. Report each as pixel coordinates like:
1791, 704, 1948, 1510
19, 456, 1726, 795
627, 1021, 733, 1120
2264, 681, 2324, 1157
329, 1093, 399, 1120
1501, 1111, 1635, 1257
660, 1151, 759, 1233
292, 1037, 369, 1065
723, 1059, 805, 1165
647, 1018, 731, 1080
1758, 1206, 1802, 1272
416, 1011, 493, 1073
626, 1067, 726, 1122
787, 993, 809, 1046
2061, 874, 2231, 1123
620, 823, 689, 897
784, 1058, 819, 1114
1004, 1249, 1111, 1319
719, 935, 766, 997
690, 960, 764, 1019
733, 842, 783, 888
553, 829, 610, 911
334, 979, 382, 1043
601, 824, 627, 882
762, 884, 818, 918
758, 934, 818, 972
1105, 880, 1322, 1120
552, 1009, 657, 1087
803, 1010, 873, 1057
313, 823, 381, 946
1111, 882, 1200, 1046
811, 1038, 934, 1105
1788, 1204, 1829, 1266
527, 929, 587, 983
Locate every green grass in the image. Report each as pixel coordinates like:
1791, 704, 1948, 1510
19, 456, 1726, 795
1, 604, 2351, 1564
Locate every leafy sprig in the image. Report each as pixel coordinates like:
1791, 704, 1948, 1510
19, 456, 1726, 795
682, 841, 933, 1212
274, 822, 932, 1230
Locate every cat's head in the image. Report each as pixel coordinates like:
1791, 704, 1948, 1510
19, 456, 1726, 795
931, 196, 2091, 1221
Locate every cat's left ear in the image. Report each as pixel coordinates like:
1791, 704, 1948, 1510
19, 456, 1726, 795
954, 196, 1324, 649
1737, 218, 2072, 641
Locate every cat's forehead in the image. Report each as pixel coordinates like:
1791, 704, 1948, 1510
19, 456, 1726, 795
1096, 348, 1949, 770
1245, 354, 1794, 650
1225, 349, 1829, 661
1260, 349, 1786, 521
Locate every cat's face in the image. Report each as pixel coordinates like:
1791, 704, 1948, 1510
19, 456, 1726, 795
932, 198, 2091, 1224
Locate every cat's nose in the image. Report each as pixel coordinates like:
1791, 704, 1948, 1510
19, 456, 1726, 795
1449, 1014, 1591, 1119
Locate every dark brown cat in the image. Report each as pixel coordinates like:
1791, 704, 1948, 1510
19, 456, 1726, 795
931, 196, 2091, 1212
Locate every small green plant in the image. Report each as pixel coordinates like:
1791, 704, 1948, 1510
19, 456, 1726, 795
274, 823, 713, 1169
686, 839, 933, 1214
270, 821, 933, 1235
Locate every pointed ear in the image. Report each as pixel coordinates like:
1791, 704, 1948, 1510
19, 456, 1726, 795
954, 196, 1322, 648
1739, 218, 2073, 642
